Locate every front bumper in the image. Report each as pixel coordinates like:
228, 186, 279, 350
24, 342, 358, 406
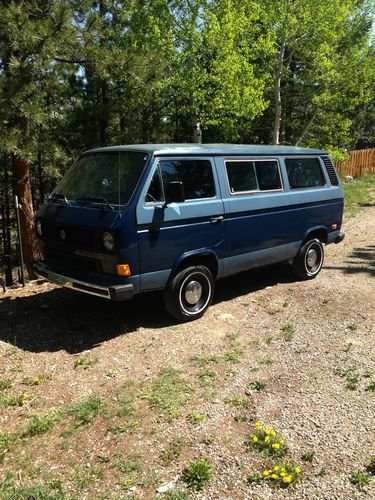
32, 261, 134, 301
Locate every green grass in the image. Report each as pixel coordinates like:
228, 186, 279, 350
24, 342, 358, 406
343, 174, 375, 217
224, 346, 244, 363
224, 396, 250, 408
282, 323, 295, 341
142, 367, 193, 421
0, 474, 67, 499
0, 432, 17, 463
0, 378, 12, 390
191, 354, 220, 367
66, 396, 103, 427
160, 437, 184, 465
302, 449, 315, 462
249, 380, 266, 391
350, 470, 371, 488
21, 412, 60, 438
258, 355, 273, 366
182, 457, 212, 491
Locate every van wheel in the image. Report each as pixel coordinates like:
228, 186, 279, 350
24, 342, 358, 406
292, 238, 324, 280
163, 265, 214, 321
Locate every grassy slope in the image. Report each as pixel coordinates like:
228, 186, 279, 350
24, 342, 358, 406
342, 174, 375, 217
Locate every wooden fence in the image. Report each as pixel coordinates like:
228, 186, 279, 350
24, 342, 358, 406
336, 148, 375, 178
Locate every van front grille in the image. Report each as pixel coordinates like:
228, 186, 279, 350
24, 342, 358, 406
321, 156, 339, 186
42, 221, 97, 248
44, 249, 100, 273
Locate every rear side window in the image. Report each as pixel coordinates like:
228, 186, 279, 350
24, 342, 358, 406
145, 159, 215, 202
286, 158, 325, 189
226, 160, 282, 194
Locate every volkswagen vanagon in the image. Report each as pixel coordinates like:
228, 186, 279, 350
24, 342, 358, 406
33, 144, 345, 321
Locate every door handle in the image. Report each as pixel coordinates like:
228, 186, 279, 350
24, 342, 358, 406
210, 215, 224, 224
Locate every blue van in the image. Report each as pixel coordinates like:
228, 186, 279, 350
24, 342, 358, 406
33, 144, 344, 321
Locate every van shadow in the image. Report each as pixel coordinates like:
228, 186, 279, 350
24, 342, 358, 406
324, 245, 375, 276
0, 264, 294, 354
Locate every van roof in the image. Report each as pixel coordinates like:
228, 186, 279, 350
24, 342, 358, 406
86, 143, 327, 156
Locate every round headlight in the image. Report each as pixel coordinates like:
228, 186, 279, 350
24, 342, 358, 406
102, 231, 114, 251
36, 220, 42, 236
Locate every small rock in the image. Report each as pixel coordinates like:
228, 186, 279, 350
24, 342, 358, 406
156, 482, 174, 494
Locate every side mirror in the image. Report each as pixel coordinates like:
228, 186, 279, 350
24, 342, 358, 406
164, 181, 185, 207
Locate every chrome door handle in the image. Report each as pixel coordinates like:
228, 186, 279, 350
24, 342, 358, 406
210, 216, 224, 224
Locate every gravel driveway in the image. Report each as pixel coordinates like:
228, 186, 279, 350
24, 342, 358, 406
0, 205, 374, 499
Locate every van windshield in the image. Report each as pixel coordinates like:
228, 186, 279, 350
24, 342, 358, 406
52, 151, 149, 206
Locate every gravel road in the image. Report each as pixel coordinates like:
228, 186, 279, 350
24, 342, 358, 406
0, 204, 374, 499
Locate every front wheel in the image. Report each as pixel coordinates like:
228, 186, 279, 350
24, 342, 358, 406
292, 238, 324, 280
163, 265, 214, 321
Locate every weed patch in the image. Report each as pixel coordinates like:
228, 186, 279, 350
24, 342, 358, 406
160, 437, 184, 465
182, 457, 212, 490
142, 367, 193, 422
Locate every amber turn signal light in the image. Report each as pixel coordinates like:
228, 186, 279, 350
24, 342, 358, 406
116, 264, 131, 276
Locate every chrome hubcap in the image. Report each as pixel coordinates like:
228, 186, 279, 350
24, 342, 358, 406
306, 248, 318, 268
185, 280, 203, 305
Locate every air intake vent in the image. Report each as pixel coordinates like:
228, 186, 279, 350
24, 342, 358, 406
321, 156, 339, 186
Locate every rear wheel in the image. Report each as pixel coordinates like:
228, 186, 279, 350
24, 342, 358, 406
163, 265, 214, 321
292, 238, 324, 280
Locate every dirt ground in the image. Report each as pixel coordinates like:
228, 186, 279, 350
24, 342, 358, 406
0, 204, 374, 499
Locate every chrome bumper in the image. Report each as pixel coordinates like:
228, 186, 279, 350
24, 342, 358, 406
32, 261, 134, 301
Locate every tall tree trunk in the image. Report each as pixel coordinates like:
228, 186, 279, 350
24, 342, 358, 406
3, 162, 13, 286
12, 153, 43, 279
273, 44, 285, 145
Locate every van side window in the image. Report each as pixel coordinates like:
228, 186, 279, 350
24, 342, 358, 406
286, 158, 325, 189
145, 166, 163, 203
226, 160, 281, 193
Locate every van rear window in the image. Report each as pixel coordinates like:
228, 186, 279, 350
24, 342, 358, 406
226, 160, 282, 193
286, 158, 325, 189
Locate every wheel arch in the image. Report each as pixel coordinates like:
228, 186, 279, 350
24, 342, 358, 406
169, 249, 219, 283
302, 226, 328, 245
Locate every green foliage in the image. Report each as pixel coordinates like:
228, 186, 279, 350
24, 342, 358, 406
302, 450, 315, 462
142, 367, 193, 421
0, 473, 67, 499
160, 437, 185, 465
182, 458, 212, 490
350, 470, 371, 488
249, 380, 266, 391
343, 175, 375, 216
282, 323, 295, 341
67, 396, 103, 427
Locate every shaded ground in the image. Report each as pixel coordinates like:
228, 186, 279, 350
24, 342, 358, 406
1, 205, 375, 499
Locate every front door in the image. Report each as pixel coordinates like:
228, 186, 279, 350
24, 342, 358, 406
136, 157, 225, 291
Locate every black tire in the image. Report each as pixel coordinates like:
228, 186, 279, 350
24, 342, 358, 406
292, 238, 324, 280
163, 265, 214, 321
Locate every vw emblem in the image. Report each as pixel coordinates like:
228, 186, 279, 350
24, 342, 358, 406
59, 229, 66, 240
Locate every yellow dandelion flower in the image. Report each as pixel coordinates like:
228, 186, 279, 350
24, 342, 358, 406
283, 475, 293, 484
263, 470, 269, 476
271, 474, 279, 480
271, 431, 276, 436
265, 437, 270, 444
265, 429, 271, 435
294, 467, 302, 474
272, 443, 280, 449
252, 435, 258, 443
279, 439, 285, 444
255, 421, 262, 427
280, 472, 286, 477
268, 426, 273, 431
274, 466, 280, 471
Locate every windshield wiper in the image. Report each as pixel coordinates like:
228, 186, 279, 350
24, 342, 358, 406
76, 194, 114, 210
49, 193, 70, 205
